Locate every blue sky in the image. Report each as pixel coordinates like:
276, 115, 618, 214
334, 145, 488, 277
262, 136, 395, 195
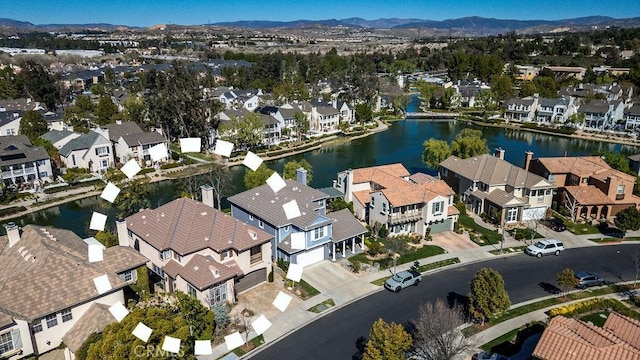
2, 0, 640, 27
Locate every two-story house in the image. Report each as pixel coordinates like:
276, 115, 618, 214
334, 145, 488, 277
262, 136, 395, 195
504, 96, 539, 123
334, 163, 459, 237
120, 189, 274, 307
0, 135, 53, 187
40, 130, 81, 150
0, 110, 21, 137
228, 171, 366, 267
95, 122, 166, 165
310, 104, 340, 132
535, 97, 576, 124
439, 149, 556, 225
527, 154, 640, 221
0, 224, 147, 359
578, 99, 625, 129
624, 104, 640, 130
59, 131, 114, 173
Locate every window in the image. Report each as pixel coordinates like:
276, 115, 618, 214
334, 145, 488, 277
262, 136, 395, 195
46, 314, 58, 328
100, 159, 108, 168
370, 196, 375, 206
152, 264, 164, 277
506, 207, 519, 222
209, 283, 227, 305
187, 284, 197, 298
0, 332, 16, 354
62, 309, 72, 322
284, 225, 290, 232
432, 201, 443, 214
258, 220, 264, 229
72, 154, 76, 166
39, 171, 48, 178
249, 214, 254, 221
582, 177, 588, 183
617, 185, 625, 194
548, 174, 556, 182
313, 226, 325, 240
120, 269, 136, 282
32, 322, 42, 334
221, 250, 231, 260
95, 146, 110, 156
381, 203, 387, 213
250, 246, 262, 264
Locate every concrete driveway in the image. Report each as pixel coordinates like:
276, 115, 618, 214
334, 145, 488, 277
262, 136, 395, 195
430, 231, 480, 252
301, 261, 379, 305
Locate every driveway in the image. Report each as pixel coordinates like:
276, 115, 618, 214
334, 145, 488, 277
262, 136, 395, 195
430, 231, 480, 252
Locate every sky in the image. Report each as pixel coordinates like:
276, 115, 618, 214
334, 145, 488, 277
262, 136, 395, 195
2, 0, 640, 27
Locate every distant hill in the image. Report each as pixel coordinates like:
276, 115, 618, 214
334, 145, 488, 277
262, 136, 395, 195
0, 18, 135, 31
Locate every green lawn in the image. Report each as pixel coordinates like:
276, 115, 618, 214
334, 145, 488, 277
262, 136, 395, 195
580, 311, 610, 327
564, 221, 601, 235
458, 214, 502, 245
589, 237, 621, 243
350, 244, 445, 270
307, 298, 335, 313
229, 335, 265, 357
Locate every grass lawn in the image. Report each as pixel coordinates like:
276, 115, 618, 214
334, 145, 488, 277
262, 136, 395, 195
286, 279, 321, 300
457, 212, 502, 245
565, 221, 601, 235
351, 244, 445, 270
230, 335, 265, 357
589, 237, 621, 243
307, 298, 335, 313
480, 323, 546, 355
580, 311, 610, 327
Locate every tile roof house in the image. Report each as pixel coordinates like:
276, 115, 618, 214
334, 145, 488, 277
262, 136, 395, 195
0, 224, 147, 359
0, 135, 53, 188
95, 122, 167, 165
59, 131, 114, 173
533, 313, 640, 360
334, 163, 459, 237
121, 190, 274, 307
439, 149, 556, 225
527, 154, 640, 221
228, 171, 366, 267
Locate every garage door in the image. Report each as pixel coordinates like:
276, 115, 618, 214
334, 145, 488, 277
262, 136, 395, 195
523, 207, 546, 221
295, 246, 325, 267
235, 268, 267, 293
429, 219, 452, 234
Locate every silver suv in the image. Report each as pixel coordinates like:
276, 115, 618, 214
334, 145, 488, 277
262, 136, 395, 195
525, 239, 564, 257
574, 271, 605, 289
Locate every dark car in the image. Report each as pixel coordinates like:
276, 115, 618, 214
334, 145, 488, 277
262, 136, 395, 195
574, 271, 605, 289
550, 218, 566, 232
600, 225, 625, 238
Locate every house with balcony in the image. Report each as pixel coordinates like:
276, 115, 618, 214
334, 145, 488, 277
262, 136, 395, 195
228, 170, 366, 266
0, 224, 147, 360
623, 104, 640, 130
535, 97, 576, 124
333, 163, 459, 237
59, 131, 113, 173
439, 149, 556, 225
0, 135, 52, 187
527, 154, 640, 221
121, 188, 274, 306
504, 96, 539, 123
95, 122, 166, 165
577, 99, 624, 130
310, 104, 340, 132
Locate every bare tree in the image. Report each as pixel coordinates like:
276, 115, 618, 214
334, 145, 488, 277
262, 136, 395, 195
410, 299, 474, 360
633, 252, 640, 286
563, 191, 579, 222
526, 210, 546, 245
201, 161, 233, 210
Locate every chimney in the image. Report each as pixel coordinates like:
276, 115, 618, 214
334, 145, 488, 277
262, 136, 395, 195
524, 151, 534, 171
345, 169, 354, 203
296, 168, 307, 185
201, 184, 214, 208
494, 147, 505, 160
5, 223, 20, 248
116, 219, 129, 247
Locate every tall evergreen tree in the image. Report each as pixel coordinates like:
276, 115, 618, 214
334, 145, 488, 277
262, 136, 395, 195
468, 268, 511, 325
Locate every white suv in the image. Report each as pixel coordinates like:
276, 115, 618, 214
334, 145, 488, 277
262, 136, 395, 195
525, 239, 564, 257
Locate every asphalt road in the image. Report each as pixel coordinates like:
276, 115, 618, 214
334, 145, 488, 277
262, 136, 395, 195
250, 244, 640, 360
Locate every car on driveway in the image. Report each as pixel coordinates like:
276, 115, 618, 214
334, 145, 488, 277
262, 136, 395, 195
574, 271, 605, 289
549, 218, 566, 232
525, 239, 564, 257
384, 270, 421, 293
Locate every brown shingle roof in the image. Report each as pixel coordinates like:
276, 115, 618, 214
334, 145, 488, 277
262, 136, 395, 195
62, 303, 115, 353
126, 198, 273, 255
328, 209, 367, 243
533, 315, 640, 360
102, 246, 149, 274
163, 255, 241, 291
0, 226, 129, 322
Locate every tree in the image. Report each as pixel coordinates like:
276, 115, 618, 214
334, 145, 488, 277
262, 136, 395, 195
64, 105, 90, 133
490, 74, 514, 104
15, 60, 60, 110
614, 206, 640, 237
327, 198, 354, 213
556, 268, 578, 298
468, 268, 511, 325
391, 94, 409, 114
593, 150, 632, 174
114, 180, 151, 218
122, 96, 148, 124
283, 159, 313, 184
94, 231, 118, 248
243, 164, 275, 190
362, 318, 412, 360
293, 111, 309, 142
220, 113, 264, 151
200, 162, 233, 210
422, 139, 452, 169
355, 103, 373, 124
94, 96, 119, 125
475, 89, 497, 113
563, 191, 579, 222
450, 128, 489, 159
75, 95, 94, 112
411, 299, 474, 360
19, 110, 48, 141
519, 81, 537, 97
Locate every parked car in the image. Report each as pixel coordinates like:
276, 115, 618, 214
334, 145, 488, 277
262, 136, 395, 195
473, 352, 511, 360
525, 239, 565, 257
574, 271, 605, 289
384, 269, 421, 293
599, 224, 625, 238
549, 218, 566, 232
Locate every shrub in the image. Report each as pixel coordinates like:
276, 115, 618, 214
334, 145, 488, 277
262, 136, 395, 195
367, 241, 383, 256
277, 258, 289, 272
348, 258, 362, 273
268, 267, 274, 282
160, 162, 182, 170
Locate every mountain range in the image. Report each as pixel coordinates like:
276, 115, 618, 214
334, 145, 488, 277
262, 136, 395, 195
2, 16, 640, 35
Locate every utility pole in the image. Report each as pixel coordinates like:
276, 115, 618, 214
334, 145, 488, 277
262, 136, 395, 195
500, 212, 505, 255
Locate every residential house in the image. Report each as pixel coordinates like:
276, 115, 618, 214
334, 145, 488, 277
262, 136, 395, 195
40, 130, 80, 150
578, 99, 625, 129
559, 83, 624, 105
0, 110, 21, 137
532, 312, 640, 360
0, 224, 147, 359
535, 97, 576, 124
60, 69, 104, 92
439, 149, 556, 224
624, 104, 640, 130
217, 89, 263, 111
121, 190, 274, 306
59, 131, 114, 173
504, 96, 539, 123
0, 135, 52, 187
310, 103, 340, 132
333, 163, 459, 237
527, 154, 640, 220
228, 170, 366, 266
453, 80, 490, 108
544, 66, 587, 81
216, 110, 282, 147
334, 100, 356, 124
95, 122, 166, 165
